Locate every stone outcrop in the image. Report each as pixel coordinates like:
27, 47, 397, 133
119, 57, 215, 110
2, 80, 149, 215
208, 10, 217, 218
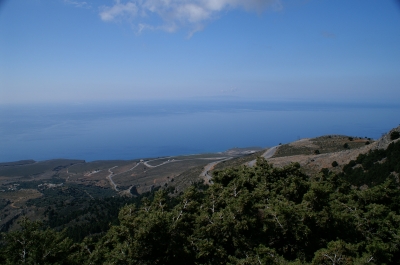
375, 125, 400, 150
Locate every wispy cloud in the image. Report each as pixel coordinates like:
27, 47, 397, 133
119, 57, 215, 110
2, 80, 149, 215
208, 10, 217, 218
99, 0, 138, 21
99, 0, 282, 34
64, 0, 91, 9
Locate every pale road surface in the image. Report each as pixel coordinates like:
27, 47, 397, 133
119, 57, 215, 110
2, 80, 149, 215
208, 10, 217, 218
247, 146, 279, 167
144, 158, 178, 168
107, 166, 118, 191
200, 157, 233, 184
144, 157, 228, 168
107, 163, 141, 191
106, 156, 238, 190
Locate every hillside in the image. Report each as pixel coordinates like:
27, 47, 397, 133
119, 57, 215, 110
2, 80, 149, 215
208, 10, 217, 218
253, 127, 400, 177
0, 126, 398, 242
1, 127, 400, 264
0, 148, 261, 234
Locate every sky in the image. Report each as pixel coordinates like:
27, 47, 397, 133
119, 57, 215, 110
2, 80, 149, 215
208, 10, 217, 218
1, 0, 400, 104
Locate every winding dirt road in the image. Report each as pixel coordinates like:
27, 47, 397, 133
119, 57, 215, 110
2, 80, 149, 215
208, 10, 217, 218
144, 158, 179, 168
200, 157, 233, 184
106, 156, 238, 190
107, 166, 118, 191
143, 157, 227, 168
106, 162, 142, 191
247, 146, 279, 167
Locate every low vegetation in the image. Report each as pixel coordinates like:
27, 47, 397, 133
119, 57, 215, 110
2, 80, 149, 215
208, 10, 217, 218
0, 159, 84, 178
274, 135, 371, 158
213, 150, 265, 171
1, 138, 400, 264
339, 140, 400, 187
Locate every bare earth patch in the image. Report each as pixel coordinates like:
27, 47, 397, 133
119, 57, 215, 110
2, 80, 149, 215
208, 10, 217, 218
266, 142, 377, 175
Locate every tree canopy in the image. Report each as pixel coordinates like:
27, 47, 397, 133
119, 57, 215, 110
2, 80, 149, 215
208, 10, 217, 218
1, 141, 400, 264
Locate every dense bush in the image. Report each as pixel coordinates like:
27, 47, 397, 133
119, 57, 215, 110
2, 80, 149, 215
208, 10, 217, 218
390, 131, 400, 140
340, 140, 400, 187
1, 142, 400, 264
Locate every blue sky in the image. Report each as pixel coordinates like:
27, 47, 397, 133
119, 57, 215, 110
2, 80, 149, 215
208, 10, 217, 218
1, 0, 400, 104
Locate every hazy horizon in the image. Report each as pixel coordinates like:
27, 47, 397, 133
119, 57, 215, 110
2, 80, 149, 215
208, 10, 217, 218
1, 0, 400, 162
1, 100, 399, 163
1, 0, 400, 104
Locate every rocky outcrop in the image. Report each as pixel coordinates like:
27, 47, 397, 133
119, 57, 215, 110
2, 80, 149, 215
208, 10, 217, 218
265, 125, 400, 175
375, 125, 400, 150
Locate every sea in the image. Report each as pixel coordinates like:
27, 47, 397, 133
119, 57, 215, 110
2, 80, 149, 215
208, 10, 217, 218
1, 100, 399, 163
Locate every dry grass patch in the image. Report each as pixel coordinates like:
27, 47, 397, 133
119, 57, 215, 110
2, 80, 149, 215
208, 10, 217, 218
114, 159, 211, 188
274, 135, 373, 158
0, 189, 42, 208
172, 166, 205, 193
213, 150, 265, 171
267, 141, 377, 176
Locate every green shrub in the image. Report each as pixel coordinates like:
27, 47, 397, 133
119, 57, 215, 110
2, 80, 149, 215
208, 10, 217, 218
390, 131, 400, 140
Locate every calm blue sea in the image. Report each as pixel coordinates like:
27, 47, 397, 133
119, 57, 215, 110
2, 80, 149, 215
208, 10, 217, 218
0, 100, 399, 162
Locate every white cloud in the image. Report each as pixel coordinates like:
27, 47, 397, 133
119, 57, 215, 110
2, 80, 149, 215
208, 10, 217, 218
64, 0, 91, 9
100, 0, 138, 21
99, 0, 282, 33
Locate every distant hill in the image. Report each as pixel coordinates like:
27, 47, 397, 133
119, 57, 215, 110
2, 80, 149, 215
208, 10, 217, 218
0, 160, 35, 167
0, 125, 399, 240
1, 125, 400, 264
